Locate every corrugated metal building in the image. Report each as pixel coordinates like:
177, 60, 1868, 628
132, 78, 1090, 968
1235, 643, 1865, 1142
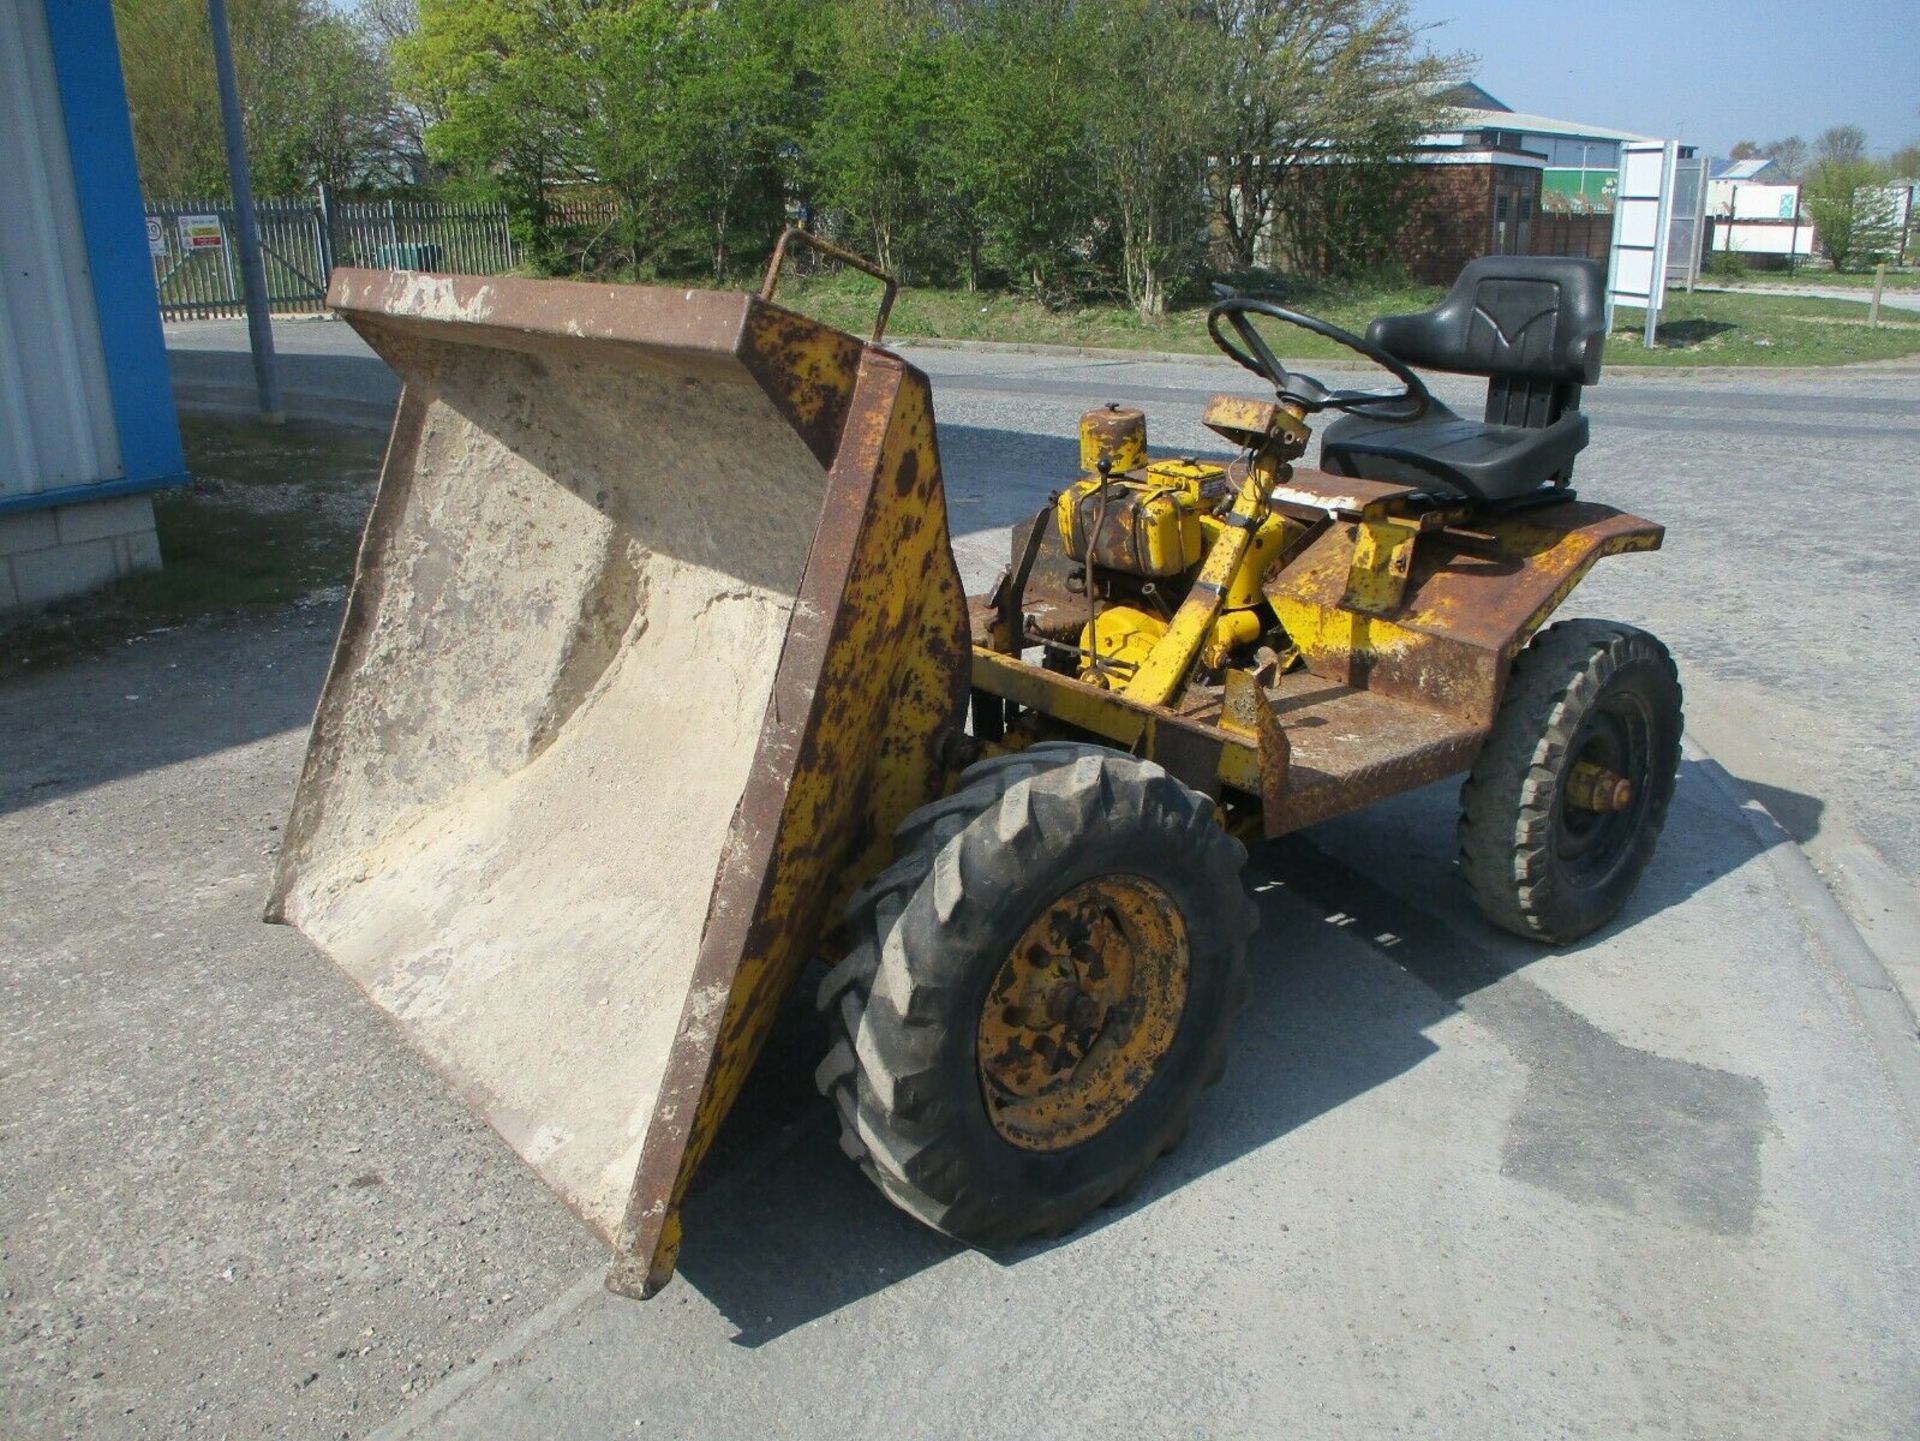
1, 0, 185, 613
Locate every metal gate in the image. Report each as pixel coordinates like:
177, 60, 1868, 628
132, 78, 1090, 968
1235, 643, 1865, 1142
1665, 156, 1708, 292
147, 192, 518, 320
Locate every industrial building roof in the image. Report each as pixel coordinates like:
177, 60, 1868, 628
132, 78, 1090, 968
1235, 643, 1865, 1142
1442, 106, 1654, 145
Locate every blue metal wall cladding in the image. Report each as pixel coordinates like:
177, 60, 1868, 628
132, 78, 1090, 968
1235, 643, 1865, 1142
39, 0, 187, 503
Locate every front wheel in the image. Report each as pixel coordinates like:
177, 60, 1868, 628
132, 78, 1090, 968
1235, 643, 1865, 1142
1459, 620, 1683, 943
815, 742, 1254, 1246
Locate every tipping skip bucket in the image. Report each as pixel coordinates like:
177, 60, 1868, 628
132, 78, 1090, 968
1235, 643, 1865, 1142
268, 269, 970, 1295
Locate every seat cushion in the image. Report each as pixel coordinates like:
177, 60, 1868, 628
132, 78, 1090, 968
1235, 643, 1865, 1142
1319, 404, 1589, 503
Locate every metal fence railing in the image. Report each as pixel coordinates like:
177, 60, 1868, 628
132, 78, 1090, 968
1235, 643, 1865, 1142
146, 190, 518, 320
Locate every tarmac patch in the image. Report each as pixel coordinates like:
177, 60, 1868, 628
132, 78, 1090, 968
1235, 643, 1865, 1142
1489, 981, 1767, 1234
1271, 834, 1771, 1235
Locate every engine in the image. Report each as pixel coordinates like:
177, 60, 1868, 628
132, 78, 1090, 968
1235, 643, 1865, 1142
1054, 404, 1296, 687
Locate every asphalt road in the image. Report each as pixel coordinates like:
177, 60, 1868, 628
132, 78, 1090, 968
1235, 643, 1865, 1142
2, 317, 1916, 1438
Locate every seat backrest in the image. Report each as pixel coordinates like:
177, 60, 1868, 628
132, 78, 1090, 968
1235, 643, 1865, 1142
1367, 257, 1607, 433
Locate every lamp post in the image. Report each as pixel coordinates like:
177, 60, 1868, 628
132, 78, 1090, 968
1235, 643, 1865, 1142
206, 0, 281, 422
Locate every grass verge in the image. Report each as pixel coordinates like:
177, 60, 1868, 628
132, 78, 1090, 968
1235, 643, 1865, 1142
1707, 266, 1920, 291
778, 271, 1920, 368
1608, 289, 1920, 365
779, 271, 1445, 360
3, 414, 381, 673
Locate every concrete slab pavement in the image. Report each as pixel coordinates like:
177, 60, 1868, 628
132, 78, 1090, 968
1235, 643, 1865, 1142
368, 746, 1920, 1440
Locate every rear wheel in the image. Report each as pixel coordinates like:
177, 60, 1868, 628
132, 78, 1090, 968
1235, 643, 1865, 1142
1459, 620, 1682, 942
816, 742, 1254, 1245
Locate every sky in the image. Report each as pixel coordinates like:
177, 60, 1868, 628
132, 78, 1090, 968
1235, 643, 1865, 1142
1407, 0, 1919, 159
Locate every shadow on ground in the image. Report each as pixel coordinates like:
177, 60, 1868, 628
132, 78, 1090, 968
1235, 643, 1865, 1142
0, 613, 333, 819
941, 424, 1083, 535
1733, 775, 1825, 845
672, 756, 1778, 1346
1653, 319, 1738, 347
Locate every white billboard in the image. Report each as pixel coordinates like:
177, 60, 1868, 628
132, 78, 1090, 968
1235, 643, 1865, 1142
1607, 140, 1677, 347
1730, 184, 1801, 221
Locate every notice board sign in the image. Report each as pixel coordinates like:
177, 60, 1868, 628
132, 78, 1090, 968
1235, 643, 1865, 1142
178, 215, 225, 251
1606, 140, 1677, 348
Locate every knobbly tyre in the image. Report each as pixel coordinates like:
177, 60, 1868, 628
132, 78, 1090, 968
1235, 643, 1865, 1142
268, 234, 1679, 1296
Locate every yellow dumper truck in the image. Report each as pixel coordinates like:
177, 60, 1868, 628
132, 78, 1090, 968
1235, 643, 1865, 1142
269, 236, 1679, 1296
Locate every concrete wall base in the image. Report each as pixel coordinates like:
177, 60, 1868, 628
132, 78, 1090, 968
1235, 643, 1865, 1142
0, 494, 161, 614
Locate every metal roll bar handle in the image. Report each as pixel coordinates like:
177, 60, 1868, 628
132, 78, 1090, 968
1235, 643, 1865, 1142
760, 226, 899, 344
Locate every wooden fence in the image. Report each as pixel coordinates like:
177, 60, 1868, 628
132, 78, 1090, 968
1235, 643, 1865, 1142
1529, 213, 1613, 264
146, 191, 517, 319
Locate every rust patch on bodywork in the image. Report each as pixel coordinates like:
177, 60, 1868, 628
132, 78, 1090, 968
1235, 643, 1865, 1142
1265, 482, 1662, 728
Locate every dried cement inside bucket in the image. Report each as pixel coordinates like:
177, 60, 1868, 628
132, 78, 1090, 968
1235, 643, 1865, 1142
277, 342, 829, 1235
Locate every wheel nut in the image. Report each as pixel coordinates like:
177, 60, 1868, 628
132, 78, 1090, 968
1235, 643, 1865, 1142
1041, 982, 1078, 1025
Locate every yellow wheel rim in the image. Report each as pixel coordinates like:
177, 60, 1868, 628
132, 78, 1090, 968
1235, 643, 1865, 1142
976, 875, 1190, 1153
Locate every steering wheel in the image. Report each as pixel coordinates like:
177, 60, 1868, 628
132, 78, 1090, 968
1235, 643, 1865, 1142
1207, 291, 1430, 422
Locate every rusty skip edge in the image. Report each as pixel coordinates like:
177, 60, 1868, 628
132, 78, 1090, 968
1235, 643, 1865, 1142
322, 268, 870, 472
327, 267, 758, 357
608, 345, 971, 1298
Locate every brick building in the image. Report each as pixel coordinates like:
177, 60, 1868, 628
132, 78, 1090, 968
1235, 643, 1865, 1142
1398, 144, 1547, 285
1393, 84, 1686, 285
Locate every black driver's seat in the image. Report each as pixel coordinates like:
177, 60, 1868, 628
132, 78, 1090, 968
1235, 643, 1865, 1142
1319, 256, 1607, 504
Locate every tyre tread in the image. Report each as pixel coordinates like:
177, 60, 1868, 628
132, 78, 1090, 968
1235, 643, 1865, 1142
1459, 619, 1681, 942
816, 741, 1252, 1246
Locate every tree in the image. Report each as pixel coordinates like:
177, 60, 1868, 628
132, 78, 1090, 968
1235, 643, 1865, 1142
1886, 141, 1920, 181
114, 0, 412, 196
1083, 1, 1225, 316
400, 0, 811, 278
651, 0, 815, 279
1815, 124, 1868, 167
809, 2, 957, 282
1729, 139, 1761, 161
394, 0, 596, 251
353, 0, 439, 187
940, 1, 1102, 301
1197, 0, 1464, 275
269, 11, 414, 192
1760, 135, 1809, 181
1803, 158, 1898, 270
381, 0, 1469, 295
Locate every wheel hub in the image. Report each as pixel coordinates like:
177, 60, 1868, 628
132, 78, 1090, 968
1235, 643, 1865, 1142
1556, 699, 1654, 884
1566, 761, 1634, 813
976, 875, 1190, 1153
